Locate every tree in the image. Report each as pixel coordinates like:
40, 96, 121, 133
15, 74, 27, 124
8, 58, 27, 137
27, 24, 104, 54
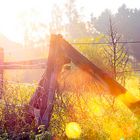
92, 4, 140, 62
115, 4, 140, 62
19, 9, 49, 48
49, 4, 64, 34
93, 9, 112, 34
64, 0, 88, 39
86, 13, 99, 37
103, 17, 129, 85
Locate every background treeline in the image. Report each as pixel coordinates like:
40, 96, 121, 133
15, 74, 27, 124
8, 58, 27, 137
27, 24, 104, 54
4, 1, 140, 83
21, 1, 140, 62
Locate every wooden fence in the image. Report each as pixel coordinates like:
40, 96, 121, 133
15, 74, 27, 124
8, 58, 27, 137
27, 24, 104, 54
0, 35, 140, 127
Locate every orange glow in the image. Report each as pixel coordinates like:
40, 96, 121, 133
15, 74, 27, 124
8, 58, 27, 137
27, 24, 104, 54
87, 98, 104, 116
122, 123, 134, 137
118, 92, 139, 106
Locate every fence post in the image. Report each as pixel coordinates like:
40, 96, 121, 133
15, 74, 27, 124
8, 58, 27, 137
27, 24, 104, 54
0, 48, 4, 98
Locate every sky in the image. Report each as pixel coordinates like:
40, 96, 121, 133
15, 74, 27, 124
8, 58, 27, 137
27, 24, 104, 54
77, 0, 140, 17
0, 0, 140, 44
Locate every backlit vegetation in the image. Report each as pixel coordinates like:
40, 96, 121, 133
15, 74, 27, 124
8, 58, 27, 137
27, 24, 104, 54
0, 43, 139, 139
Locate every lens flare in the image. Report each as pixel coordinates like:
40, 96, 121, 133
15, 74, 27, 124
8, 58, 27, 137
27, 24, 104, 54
65, 122, 81, 139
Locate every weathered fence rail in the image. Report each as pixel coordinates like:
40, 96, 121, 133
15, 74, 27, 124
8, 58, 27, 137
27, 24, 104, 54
0, 48, 47, 96
0, 64, 46, 69
0, 54, 47, 69
4, 58, 47, 65
0, 48, 4, 97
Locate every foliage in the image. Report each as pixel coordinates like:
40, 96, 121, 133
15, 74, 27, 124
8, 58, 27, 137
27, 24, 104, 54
35, 125, 51, 140
0, 66, 140, 140
0, 35, 140, 140
0, 82, 37, 139
48, 65, 140, 139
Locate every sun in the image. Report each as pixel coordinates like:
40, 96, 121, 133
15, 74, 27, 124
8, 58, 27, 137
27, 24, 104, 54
65, 122, 82, 139
0, 0, 53, 44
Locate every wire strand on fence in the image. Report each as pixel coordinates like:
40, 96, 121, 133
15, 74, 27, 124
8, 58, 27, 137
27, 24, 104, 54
71, 41, 140, 45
